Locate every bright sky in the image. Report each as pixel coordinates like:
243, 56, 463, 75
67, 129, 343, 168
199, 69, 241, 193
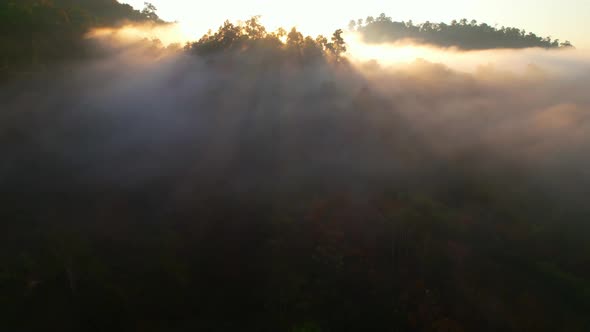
123, 0, 589, 48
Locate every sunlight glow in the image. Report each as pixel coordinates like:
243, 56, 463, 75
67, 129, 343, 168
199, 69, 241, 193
345, 33, 443, 64
121, 0, 590, 48
345, 32, 589, 75
88, 23, 192, 46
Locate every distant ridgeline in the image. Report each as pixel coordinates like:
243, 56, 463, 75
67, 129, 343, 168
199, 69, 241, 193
350, 14, 574, 50
0, 0, 161, 75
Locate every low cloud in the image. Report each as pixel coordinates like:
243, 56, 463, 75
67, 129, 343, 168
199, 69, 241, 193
1, 33, 589, 212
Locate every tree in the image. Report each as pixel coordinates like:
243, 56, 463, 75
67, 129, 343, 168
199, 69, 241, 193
355, 15, 573, 50
276, 27, 287, 39
326, 29, 346, 61
421, 21, 432, 32
377, 13, 391, 22
315, 35, 328, 48
141, 2, 159, 21
348, 20, 356, 31
244, 15, 266, 39
287, 27, 304, 48
560, 40, 573, 48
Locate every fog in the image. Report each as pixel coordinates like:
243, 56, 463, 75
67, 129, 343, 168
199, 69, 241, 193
346, 32, 590, 73
2, 22, 590, 332
86, 22, 191, 47
2, 32, 589, 203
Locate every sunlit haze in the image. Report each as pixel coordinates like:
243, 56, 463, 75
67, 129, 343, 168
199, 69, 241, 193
123, 0, 590, 48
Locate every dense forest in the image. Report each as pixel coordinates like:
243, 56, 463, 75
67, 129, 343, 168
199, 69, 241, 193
187, 17, 347, 63
351, 13, 574, 49
0, 0, 160, 77
1, 1, 590, 332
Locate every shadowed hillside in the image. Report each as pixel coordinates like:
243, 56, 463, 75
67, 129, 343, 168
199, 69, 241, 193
0, 0, 161, 76
352, 14, 574, 49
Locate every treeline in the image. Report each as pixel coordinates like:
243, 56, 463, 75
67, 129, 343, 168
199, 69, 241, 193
351, 13, 574, 50
0, 1, 350, 79
1, 1, 578, 78
186, 16, 347, 63
0, 0, 160, 75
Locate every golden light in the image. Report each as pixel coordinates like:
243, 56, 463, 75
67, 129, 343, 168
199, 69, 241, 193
87, 23, 193, 46
344, 33, 445, 64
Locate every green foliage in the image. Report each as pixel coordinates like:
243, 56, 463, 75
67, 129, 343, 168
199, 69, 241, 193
355, 14, 574, 49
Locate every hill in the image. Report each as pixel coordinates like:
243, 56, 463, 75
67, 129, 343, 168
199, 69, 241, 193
351, 14, 574, 50
0, 0, 160, 76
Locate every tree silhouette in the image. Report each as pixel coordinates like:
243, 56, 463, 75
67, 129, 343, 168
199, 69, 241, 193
327, 29, 347, 60
141, 2, 159, 21
355, 14, 574, 49
186, 17, 347, 66
0, 0, 163, 77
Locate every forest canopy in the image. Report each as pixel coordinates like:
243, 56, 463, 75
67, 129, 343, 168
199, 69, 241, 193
1, 1, 578, 79
351, 14, 574, 49
0, 0, 161, 75
0, 0, 351, 79
185, 16, 347, 63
